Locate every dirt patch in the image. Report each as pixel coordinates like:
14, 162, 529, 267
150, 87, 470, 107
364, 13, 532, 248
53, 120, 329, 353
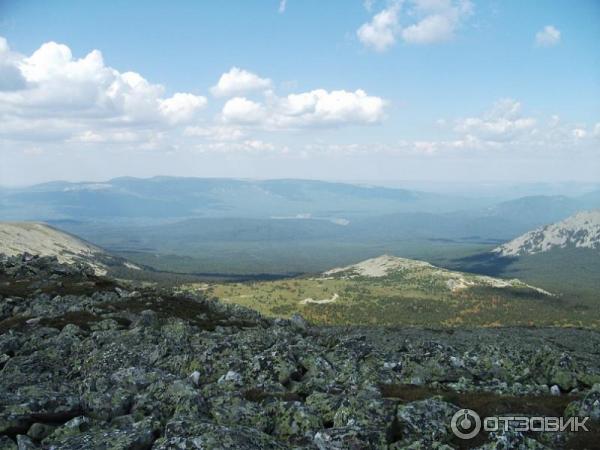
98, 294, 262, 331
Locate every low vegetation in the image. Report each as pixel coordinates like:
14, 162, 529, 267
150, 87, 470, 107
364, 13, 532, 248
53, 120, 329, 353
193, 256, 600, 329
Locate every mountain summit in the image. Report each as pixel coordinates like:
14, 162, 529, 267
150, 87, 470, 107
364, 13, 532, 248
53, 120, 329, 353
0, 222, 139, 275
323, 254, 551, 294
493, 210, 600, 257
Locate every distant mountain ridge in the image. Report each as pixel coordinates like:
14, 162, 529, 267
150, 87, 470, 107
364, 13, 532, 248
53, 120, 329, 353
0, 176, 450, 221
493, 210, 600, 257
3, 177, 600, 278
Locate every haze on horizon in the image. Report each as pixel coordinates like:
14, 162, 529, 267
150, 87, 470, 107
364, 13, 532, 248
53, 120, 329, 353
0, 0, 599, 186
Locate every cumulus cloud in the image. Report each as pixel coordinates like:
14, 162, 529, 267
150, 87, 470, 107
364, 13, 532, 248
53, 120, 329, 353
222, 97, 267, 124
220, 89, 386, 128
535, 25, 561, 47
159, 93, 207, 124
211, 67, 272, 97
357, 3, 401, 52
392, 99, 598, 156
308, 99, 597, 158
274, 89, 385, 127
402, 0, 473, 44
0, 38, 27, 91
454, 98, 536, 143
357, 0, 473, 51
0, 36, 388, 157
0, 37, 207, 145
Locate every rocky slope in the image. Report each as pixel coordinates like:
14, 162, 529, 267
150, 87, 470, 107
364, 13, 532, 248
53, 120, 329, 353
324, 254, 551, 295
0, 222, 140, 275
0, 254, 599, 448
493, 210, 600, 257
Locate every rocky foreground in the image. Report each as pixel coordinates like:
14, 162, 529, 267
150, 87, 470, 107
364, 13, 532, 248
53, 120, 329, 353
0, 255, 599, 449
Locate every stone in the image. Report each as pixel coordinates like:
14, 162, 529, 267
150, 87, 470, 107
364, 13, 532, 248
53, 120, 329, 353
27, 422, 54, 440
314, 427, 388, 449
394, 398, 459, 445
0, 436, 17, 450
189, 370, 201, 386
290, 313, 308, 331
16, 435, 36, 450
218, 370, 243, 385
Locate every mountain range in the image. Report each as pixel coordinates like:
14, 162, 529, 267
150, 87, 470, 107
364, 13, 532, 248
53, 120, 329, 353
2, 177, 599, 228
493, 210, 600, 257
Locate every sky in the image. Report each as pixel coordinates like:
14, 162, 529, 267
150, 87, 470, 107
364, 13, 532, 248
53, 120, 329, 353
0, 0, 599, 186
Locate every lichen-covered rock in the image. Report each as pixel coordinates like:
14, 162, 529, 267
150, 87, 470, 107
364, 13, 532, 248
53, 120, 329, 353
26, 422, 54, 441
313, 426, 388, 449
332, 389, 395, 430
305, 392, 342, 425
394, 397, 459, 445
0, 436, 17, 450
16, 434, 36, 450
267, 400, 323, 440
389, 440, 454, 449
475, 429, 549, 449
152, 420, 287, 449
565, 383, 600, 422
43, 418, 159, 450
1, 255, 600, 449
208, 393, 270, 432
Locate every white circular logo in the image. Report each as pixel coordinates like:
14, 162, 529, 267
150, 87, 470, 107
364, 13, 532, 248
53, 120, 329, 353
451, 408, 481, 440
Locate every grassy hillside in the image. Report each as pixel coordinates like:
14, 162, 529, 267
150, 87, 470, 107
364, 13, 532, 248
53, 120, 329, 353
182, 256, 600, 329
449, 247, 600, 307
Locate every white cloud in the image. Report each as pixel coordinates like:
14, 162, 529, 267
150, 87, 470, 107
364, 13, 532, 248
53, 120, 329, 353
535, 25, 561, 47
0, 38, 207, 142
402, 13, 455, 44
243, 139, 276, 151
402, 99, 599, 156
278, 0, 287, 14
363, 0, 376, 12
159, 93, 207, 125
196, 139, 279, 154
220, 89, 386, 128
0, 37, 28, 91
454, 98, 536, 143
211, 67, 272, 97
274, 89, 386, 127
0, 36, 388, 158
70, 129, 149, 144
222, 97, 267, 124
357, 0, 473, 51
357, 3, 401, 52
184, 125, 245, 141
305, 102, 598, 157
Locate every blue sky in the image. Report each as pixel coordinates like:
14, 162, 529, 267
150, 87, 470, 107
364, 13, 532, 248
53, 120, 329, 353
0, 0, 599, 185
